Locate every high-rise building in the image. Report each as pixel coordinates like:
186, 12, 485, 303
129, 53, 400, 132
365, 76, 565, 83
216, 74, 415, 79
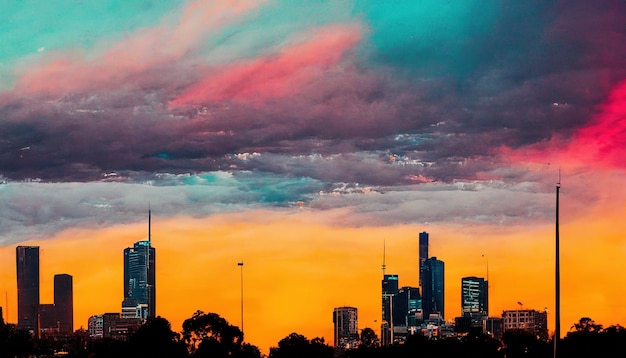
422, 257, 445, 320
461, 276, 488, 316
54, 274, 73, 334
16, 246, 40, 333
123, 241, 156, 318
123, 210, 156, 318
394, 286, 421, 328
418, 232, 429, 287
333, 306, 358, 349
39, 304, 57, 335
502, 309, 548, 341
381, 274, 399, 346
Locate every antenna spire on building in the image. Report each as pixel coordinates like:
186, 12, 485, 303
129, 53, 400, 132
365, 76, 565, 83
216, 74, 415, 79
382, 238, 387, 276
148, 204, 151, 243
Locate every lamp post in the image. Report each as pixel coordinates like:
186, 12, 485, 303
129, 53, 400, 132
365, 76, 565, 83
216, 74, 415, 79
554, 177, 561, 358
238, 261, 244, 340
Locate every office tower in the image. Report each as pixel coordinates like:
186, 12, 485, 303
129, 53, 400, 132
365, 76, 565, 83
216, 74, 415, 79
502, 309, 548, 341
381, 274, 399, 346
461, 276, 488, 316
123, 210, 156, 318
54, 274, 73, 334
88, 315, 104, 338
418, 232, 429, 287
123, 241, 156, 318
422, 257, 444, 320
333, 306, 358, 349
394, 286, 421, 328
39, 304, 57, 335
16, 246, 40, 333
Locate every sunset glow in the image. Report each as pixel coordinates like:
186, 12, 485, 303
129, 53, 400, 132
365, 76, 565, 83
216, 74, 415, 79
1, 0, 625, 354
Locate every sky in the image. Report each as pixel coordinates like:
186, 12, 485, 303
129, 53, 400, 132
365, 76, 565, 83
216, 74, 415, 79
0, 0, 625, 352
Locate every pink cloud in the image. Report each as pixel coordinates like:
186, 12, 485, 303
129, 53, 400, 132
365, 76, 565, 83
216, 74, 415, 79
169, 24, 362, 107
10, 0, 264, 97
500, 80, 626, 170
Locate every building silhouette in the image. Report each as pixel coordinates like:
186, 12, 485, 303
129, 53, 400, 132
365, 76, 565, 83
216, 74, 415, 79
502, 309, 548, 341
123, 210, 156, 318
16, 246, 40, 333
418, 232, 429, 287
39, 304, 57, 335
54, 274, 73, 334
461, 276, 488, 316
394, 286, 421, 328
381, 274, 399, 346
123, 241, 156, 318
422, 257, 445, 320
333, 306, 358, 349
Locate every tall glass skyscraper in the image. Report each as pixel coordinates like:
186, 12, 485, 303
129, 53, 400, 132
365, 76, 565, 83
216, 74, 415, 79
16, 246, 40, 333
123, 240, 156, 318
422, 257, 445, 320
461, 276, 488, 316
381, 274, 399, 345
54, 274, 74, 334
418, 232, 429, 287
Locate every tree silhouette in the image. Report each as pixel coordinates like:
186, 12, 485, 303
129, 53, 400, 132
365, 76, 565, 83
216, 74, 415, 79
269, 332, 333, 358
359, 327, 379, 348
129, 316, 188, 358
181, 310, 260, 358
570, 317, 603, 333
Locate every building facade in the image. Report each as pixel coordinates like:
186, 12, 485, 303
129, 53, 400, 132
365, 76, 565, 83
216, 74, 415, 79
418, 232, 429, 287
381, 274, 399, 346
16, 246, 40, 333
333, 306, 358, 349
422, 257, 445, 320
123, 240, 156, 318
39, 304, 57, 335
461, 276, 488, 316
54, 274, 73, 335
502, 309, 548, 341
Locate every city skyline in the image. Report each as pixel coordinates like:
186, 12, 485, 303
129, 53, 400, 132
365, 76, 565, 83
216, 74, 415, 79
1, 0, 625, 354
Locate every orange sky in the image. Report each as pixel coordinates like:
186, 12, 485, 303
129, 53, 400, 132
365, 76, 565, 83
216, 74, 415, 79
1, 179, 625, 353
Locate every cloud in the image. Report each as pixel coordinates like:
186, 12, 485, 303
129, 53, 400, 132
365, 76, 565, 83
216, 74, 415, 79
170, 24, 362, 106
0, 0, 625, 243
0, 171, 323, 245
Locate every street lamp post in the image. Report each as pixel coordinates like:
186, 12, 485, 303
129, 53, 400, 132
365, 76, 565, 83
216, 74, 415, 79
238, 261, 244, 340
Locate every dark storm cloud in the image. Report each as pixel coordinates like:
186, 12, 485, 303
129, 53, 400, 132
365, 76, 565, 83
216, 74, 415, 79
0, 0, 624, 186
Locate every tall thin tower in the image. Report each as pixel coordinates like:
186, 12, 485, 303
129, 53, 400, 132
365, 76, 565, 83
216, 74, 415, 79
554, 175, 561, 358
16, 246, 40, 333
419, 232, 429, 287
123, 209, 156, 318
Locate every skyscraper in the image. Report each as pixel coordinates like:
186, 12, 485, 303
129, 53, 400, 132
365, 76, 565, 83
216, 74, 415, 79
54, 274, 73, 334
123, 241, 156, 318
333, 306, 358, 349
461, 276, 488, 316
418, 232, 429, 287
123, 210, 156, 318
394, 286, 421, 327
16, 246, 40, 333
422, 257, 444, 320
381, 274, 399, 346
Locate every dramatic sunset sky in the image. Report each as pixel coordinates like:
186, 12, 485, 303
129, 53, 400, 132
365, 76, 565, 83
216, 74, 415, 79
1, 0, 625, 352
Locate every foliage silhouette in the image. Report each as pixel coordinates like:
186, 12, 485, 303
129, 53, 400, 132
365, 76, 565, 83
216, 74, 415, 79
269, 332, 334, 358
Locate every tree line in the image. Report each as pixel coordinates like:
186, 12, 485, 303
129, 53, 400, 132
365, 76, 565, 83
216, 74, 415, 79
1, 313, 625, 358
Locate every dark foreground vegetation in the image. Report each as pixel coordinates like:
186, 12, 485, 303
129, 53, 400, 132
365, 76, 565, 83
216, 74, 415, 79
1, 313, 625, 358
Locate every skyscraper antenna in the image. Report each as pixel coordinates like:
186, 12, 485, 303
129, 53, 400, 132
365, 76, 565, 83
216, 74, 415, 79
382, 238, 387, 276
148, 204, 151, 243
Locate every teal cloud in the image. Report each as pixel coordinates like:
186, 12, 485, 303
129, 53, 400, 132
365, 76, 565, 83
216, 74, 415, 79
353, 0, 501, 76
